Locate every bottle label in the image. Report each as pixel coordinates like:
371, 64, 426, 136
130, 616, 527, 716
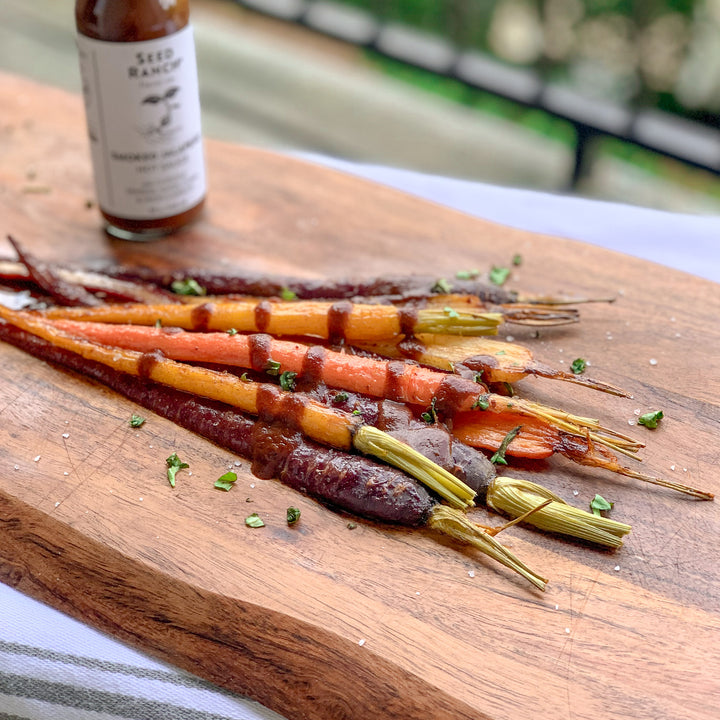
77, 26, 206, 220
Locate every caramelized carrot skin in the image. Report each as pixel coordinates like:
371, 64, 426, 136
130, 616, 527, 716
451, 411, 559, 459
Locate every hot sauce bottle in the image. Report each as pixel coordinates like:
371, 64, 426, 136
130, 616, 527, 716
75, 0, 206, 239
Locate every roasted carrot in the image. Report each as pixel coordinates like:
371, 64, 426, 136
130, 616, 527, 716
356, 334, 630, 397
34, 317, 712, 500
94, 263, 612, 306
0, 305, 476, 509
42, 319, 638, 456
0, 318, 550, 588
42, 299, 503, 341
7, 235, 101, 307
0, 316, 632, 550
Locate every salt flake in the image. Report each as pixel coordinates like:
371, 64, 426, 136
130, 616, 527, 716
358, 639, 366, 647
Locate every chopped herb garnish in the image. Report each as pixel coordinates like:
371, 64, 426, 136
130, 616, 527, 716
264, 358, 281, 376
347, 521, 357, 530
286, 506, 301, 524
638, 410, 664, 429
166, 452, 189, 488
502, 382, 515, 397
154, 318, 162, 328
352, 409, 362, 416
590, 494, 614, 516
279, 370, 297, 391
490, 426, 522, 465
240, 372, 253, 383
245, 513, 265, 528
431, 278, 452, 294
489, 266, 511, 286
280, 287, 297, 301
129, 414, 145, 428
472, 394, 490, 410
495, 350, 507, 356
421, 397, 438, 424
570, 358, 587, 375
214, 471, 238, 491
332, 392, 349, 404
473, 371, 484, 384
227, 328, 238, 336
443, 306, 460, 319
512, 254, 522, 266
455, 268, 479, 280
170, 278, 206, 296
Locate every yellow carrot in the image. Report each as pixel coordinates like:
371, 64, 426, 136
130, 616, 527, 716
43, 299, 503, 341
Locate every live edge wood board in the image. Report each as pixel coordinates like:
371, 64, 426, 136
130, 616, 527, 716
1, 72, 719, 720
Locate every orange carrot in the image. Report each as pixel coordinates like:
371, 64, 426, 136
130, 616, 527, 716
42, 298, 503, 341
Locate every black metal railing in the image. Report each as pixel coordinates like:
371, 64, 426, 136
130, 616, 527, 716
232, 0, 720, 187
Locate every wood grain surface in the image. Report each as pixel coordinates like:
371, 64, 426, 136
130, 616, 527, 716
1, 72, 719, 720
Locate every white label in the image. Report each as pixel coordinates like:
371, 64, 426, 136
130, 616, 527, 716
77, 26, 206, 220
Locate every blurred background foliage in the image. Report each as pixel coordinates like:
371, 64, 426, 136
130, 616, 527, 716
332, 0, 720, 126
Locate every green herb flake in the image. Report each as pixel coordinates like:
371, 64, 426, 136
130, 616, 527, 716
590, 494, 614, 516
166, 452, 189, 488
154, 318, 162, 328
570, 358, 587, 375
227, 328, 238, 336
472, 394, 490, 411
347, 521, 357, 530
264, 359, 281, 376
490, 426, 522, 465
129, 414, 145, 428
280, 287, 297, 301
332, 392, 349, 404
455, 268, 479, 280
421, 398, 438, 424
286, 506, 301, 525
352, 409, 362, 416
443, 306, 460, 319
502, 382, 515, 397
279, 371, 297, 392
638, 410, 664, 429
512, 254, 522, 266
431, 278, 452, 294
245, 513, 265, 528
214, 471, 238, 491
489, 266, 511, 286
473, 371, 484, 384
240, 372, 253, 383
170, 278, 206, 296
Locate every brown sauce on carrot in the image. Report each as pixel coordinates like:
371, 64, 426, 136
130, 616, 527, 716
248, 334, 272, 372
384, 361, 408, 402
190, 302, 214, 332
398, 305, 419, 337
301, 345, 327, 387
327, 300, 353, 344
137, 350, 165, 380
396, 337, 425, 361
254, 300, 273, 332
434, 374, 480, 416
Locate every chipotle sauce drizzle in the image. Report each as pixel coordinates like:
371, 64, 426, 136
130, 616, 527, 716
254, 300, 273, 332
137, 349, 165, 379
327, 300, 353, 344
190, 302, 214, 332
248, 334, 272, 371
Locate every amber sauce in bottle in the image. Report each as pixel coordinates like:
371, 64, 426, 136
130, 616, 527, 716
76, 0, 206, 239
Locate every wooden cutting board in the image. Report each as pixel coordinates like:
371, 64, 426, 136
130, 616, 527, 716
1, 72, 719, 720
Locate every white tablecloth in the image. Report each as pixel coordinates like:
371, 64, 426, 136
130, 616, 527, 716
1, 159, 718, 720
